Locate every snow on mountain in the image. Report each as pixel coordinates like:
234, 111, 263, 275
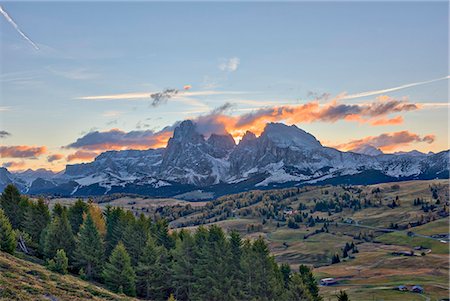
350, 145, 383, 156
2, 121, 448, 197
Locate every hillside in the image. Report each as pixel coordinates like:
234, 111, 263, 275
0, 252, 137, 301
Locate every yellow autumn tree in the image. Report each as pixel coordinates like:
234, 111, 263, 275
83, 203, 106, 236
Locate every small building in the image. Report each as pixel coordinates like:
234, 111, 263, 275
320, 278, 338, 286
411, 285, 424, 293
395, 285, 408, 291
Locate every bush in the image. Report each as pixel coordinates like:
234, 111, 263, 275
47, 249, 68, 274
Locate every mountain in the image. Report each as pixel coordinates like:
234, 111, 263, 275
5, 121, 449, 198
350, 145, 384, 156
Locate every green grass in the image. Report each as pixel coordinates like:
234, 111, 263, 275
377, 231, 449, 254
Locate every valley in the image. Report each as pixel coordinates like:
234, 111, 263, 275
47, 179, 450, 300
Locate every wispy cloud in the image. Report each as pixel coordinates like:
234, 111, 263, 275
219, 57, 240, 72
102, 111, 123, 118
47, 67, 98, 80
340, 76, 450, 100
66, 150, 98, 162
0, 5, 39, 50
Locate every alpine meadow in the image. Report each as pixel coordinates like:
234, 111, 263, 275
0, 2, 448, 301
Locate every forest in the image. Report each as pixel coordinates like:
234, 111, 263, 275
0, 184, 335, 301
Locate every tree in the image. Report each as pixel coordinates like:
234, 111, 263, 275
47, 249, 68, 274
336, 290, 350, 301
123, 214, 150, 266
42, 211, 75, 260
86, 203, 106, 236
75, 212, 104, 280
299, 265, 321, 301
286, 273, 314, 301
0, 208, 16, 253
103, 242, 136, 297
331, 253, 340, 264
68, 199, 88, 235
23, 198, 50, 245
105, 206, 127, 256
152, 219, 175, 250
171, 232, 196, 301
136, 237, 171, 300
281, 263, 291, 288
0, 184, 25, 229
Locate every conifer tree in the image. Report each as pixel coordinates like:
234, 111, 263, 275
299, 264, 322, 301
123, 213, 150, 266
136, 237, 171, 300
0, 184, 24, 229
75, 212, 104, 280
68, 199, 88, 235
43, 211, 75, 260
105, 206, 127, 256
23, 198, 50, 244
336, 290, 350, 301
171, 232, 196, 301
0, 208, 16, 253
47, 249, 69, 274
103, 242, 136, 297
87, 203, 106, 236
287, 273, 314, 301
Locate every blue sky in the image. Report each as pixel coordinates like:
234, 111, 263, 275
0, 1, 448, 171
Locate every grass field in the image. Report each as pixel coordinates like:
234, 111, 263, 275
0, 252, 137, 301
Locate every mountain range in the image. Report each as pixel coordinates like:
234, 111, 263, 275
1, 121, 448, 199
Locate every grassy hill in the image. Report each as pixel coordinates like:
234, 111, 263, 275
0, 252, 137, 301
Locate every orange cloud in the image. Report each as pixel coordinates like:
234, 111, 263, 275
333, 131, 435, 152
0, 145, 47, 158
66, 129, 172, 151
67, 150, 99, 162
370, 116, 404, 126
2, 161, 26, 170
193, 97, 418, 141
47, 153, 64, 162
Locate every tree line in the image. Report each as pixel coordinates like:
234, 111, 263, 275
0, 184, 323, 301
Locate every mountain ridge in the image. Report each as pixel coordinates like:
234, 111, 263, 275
2, 121, 448, 198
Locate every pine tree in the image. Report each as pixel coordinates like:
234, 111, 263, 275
336, 290, 350, 301
0, 184, 24, 229
299, 264, 321, 301
75, 212, 104, 280
123, 214, 150, 266
68, 199, 88, 235
171, 233, 196, 301
105, 206, 127, 256
136, 237, 171, 300
287, 273, 314, 301
103, 242, 136, 297
227, 230, 245, 299
23, 198, 50, 244
43, 211, 75, 260
47, 249, 68, 274
152, 219, 175, 250
0, 208, 16, 253
281, 263, 291, 288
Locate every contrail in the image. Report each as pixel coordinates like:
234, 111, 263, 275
342, 76, 450, 100
0, 5, 39, 50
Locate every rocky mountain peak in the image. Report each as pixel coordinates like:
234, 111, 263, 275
261, 123, 322, 149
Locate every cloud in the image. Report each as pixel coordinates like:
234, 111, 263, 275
0, 130, 11, 138
370, 116, 403, 126
2, 161, 26, 170
66, 128, 174, 151
102, 111, 122, 117
219, 57, 240, 72
47, 67, 98, 80
47, 153, 64, 162
0, 145, 47, 158
77, 90, 247, 101
333, 131, 435, 152
340, 76, 450, 100
66, 150, 98, 162
150, 89, 179, 107
0, 5, 39, 50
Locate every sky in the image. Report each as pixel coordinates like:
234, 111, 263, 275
0, 1, 448, 172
